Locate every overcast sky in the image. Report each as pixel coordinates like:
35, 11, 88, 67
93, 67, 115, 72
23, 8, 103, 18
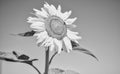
0, 0, 120, 74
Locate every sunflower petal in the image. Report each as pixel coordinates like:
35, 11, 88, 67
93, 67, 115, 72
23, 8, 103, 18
49, 5, 57, 15
41, 8, 48, 17
54, 39, 62, 54
41, 36, 49, 46
50, 44, 55, 51
45, 37, 53, 47
34, 31, 48, 44
67, 33, 81, 40
67, 30, 82, 40
56, 5, 63, 19
57, 5, 61, 12
30, 22, 44, 27
30, 22, 45, 31
44, 2, 50, 10
67, 29, 79, 35
42, 37, 53, 47
63, 37, 72, 52
44, 2, 57, 16
62, 11, 72, 20
65, 17, 77, 25
27, 17, 44, 23
33, 8, 48, 18
66, 24, 77, 29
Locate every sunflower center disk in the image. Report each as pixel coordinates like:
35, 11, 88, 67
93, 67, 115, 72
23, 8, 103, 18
46, 16, 67, 40
51, 19, 64, 35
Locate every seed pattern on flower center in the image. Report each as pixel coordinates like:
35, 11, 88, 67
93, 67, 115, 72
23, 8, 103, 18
50, 19, 64, 35
45, 16, 67, 40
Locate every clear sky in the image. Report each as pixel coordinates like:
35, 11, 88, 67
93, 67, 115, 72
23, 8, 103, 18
0, 0, 120, 74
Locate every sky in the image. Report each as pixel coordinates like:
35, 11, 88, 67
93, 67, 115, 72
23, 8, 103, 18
0, 0, 120, 74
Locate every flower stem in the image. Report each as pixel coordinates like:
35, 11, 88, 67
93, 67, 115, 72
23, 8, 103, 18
49, 51, 57, 66
44, 47, 49, 74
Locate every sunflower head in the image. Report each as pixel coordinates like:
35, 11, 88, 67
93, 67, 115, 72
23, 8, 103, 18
27, 2, 82, 54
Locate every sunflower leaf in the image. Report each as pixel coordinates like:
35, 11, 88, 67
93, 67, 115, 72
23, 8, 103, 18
71, 40, 79, 47
18, 54, 30, 60
0, 51, 41, 74
73, 46, 98, 61
71, 41, 98, 61
11, 30, 36, 37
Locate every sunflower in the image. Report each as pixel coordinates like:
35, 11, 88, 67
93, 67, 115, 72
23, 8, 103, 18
27, 2, 82, 54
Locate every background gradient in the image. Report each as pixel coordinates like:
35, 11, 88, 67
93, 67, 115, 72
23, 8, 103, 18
0, 0, 120, 74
